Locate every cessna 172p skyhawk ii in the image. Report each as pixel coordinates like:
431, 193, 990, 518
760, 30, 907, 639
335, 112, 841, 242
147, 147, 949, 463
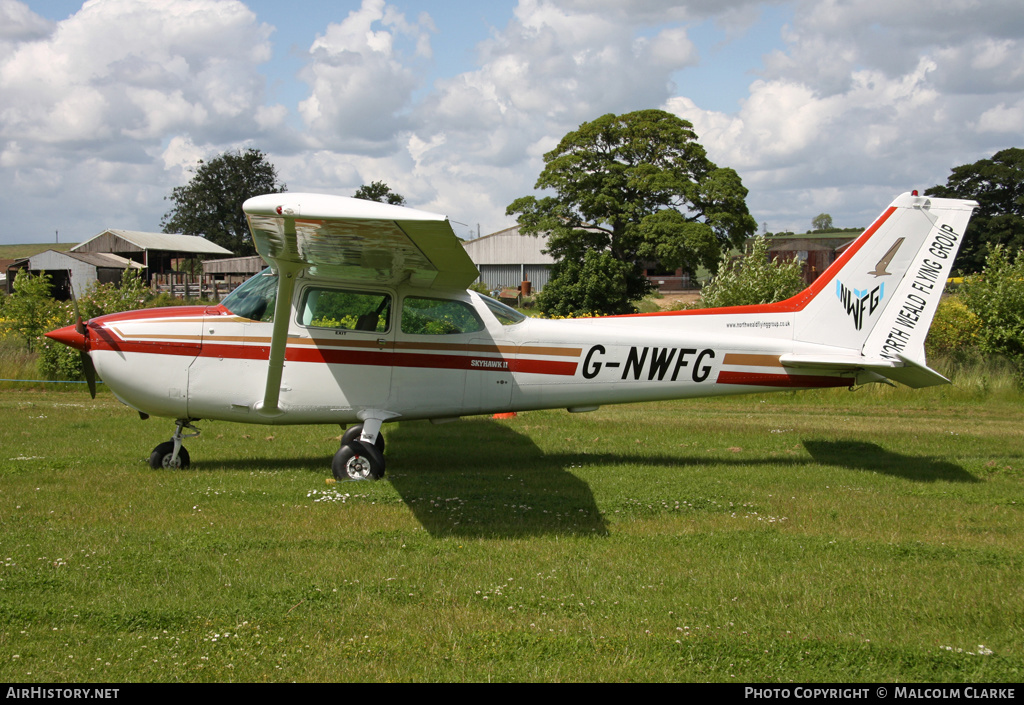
46, 191, 977, 481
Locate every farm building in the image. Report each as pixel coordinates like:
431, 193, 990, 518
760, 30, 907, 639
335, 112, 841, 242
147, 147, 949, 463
765, 232, 859, 285
7, 250, 145, 299
461, 225, 554, 294
461, 225, 707, 294
202, 255, 267, 294
71, 230, 233, 279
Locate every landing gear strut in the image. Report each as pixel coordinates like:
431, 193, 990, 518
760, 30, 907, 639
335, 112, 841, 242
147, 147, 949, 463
332, 423, 386, 481
149, 419, 200, 469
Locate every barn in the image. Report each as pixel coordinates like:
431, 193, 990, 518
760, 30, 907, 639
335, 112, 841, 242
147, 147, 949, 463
13, 250, 145, 299
461, 225, 554, 294
71, 230, 233, 278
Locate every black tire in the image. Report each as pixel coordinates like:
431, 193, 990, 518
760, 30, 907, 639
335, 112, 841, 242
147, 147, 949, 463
332, 440, 385, 481
341, 424, 385, 453
149, 441, 190, 469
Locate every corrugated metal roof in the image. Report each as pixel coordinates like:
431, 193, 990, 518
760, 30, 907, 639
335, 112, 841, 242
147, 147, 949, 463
29, 249, 143, 269
462, 225, 554, 265
61, 251, 146, 268
72, 230, 234, 255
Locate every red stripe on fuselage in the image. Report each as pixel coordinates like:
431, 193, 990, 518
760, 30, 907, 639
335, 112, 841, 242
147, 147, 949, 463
716, 370, 852, 388
92, 331, 578, 376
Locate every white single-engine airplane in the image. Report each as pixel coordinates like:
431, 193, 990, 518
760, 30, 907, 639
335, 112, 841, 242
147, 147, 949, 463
47, 191, 977, 480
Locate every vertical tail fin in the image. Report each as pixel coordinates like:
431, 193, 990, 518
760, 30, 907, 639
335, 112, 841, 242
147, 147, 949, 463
792, 192, 977, 364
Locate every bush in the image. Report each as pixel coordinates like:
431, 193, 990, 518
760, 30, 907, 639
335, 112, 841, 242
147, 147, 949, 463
537, 250, 639, 317
1, 271, 67, 352
700, 236, 804, 308
925, 296, 982, 360
958, 245, 1024, 385
1, 269, 155, 381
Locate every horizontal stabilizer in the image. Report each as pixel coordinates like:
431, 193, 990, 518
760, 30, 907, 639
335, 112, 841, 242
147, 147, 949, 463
780, 353, 950, 388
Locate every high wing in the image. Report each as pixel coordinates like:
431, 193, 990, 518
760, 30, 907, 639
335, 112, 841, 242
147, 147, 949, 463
242, 193, 480, 416
244, 193, 478, 291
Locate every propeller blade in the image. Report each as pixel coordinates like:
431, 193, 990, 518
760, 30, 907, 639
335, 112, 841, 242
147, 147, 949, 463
67, 278, 94, 397
80, 351, 97, 399
69, 281, 87, 336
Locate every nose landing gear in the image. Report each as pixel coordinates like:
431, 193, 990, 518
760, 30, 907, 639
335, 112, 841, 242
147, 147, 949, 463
149, 419, 200, 469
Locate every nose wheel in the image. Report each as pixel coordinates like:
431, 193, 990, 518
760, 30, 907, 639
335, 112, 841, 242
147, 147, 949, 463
149, 420, 200, 469
149, 441, 191, 469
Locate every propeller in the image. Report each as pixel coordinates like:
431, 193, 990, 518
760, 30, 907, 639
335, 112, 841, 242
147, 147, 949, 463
69, 281, 97, 399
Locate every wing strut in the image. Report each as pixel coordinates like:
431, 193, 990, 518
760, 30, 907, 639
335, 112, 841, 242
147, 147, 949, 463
257, 260, 302, 417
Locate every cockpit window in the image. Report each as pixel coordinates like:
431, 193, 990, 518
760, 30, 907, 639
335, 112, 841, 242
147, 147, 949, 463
480, 295, 526, 326
300, 288, 391, 333
221, 268, 277, 322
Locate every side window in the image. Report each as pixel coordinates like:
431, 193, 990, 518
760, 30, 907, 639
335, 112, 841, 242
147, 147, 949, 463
300, 288, 391, 333
401, 297, 484, 335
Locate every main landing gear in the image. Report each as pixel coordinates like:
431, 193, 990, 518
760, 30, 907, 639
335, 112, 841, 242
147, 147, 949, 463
149, 419, 200, 469
332, 423, 386, 481
146, 419, 387, 480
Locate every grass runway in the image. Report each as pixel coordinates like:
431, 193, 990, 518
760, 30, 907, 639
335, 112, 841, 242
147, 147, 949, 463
0, 385, 1021, 682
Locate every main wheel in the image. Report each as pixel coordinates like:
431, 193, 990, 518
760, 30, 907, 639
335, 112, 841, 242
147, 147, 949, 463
149, 441, 190, 469
341, 424, 385, 453
332, 440, 385, 481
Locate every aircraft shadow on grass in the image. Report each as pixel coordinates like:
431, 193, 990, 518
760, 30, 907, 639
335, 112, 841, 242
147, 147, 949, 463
383, 419, 610, 539
189, 424, 976, 539
801, 440, 978, 484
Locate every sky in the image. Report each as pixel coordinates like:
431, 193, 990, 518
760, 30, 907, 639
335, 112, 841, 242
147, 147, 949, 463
1, 0, 1022, 247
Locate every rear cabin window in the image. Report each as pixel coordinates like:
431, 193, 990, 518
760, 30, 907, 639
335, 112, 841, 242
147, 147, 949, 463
400, 297, 484, 335
300, 288, 391, 333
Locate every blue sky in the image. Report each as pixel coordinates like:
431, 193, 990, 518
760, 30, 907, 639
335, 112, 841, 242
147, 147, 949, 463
2, 0, 1022, 246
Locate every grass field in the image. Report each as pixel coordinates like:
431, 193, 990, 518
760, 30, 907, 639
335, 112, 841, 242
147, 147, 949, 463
0, 383, 1021, 682
0, 243, 77, 260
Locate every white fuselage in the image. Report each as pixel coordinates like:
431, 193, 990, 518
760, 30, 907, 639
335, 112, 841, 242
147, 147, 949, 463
85, 277, 854, 427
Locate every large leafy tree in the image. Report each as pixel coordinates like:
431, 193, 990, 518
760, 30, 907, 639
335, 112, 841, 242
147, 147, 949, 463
353, 180, 406, 206
161, 148, 286, 256
507, 109, 757, 316
925, 147, 1024, 273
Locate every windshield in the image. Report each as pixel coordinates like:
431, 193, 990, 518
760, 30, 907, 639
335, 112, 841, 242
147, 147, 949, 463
221, 268, 277, 322
480, 294, 527, 326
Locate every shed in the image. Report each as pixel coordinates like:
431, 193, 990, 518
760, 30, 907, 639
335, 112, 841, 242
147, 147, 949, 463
201, 255, 267, 294
19, 250, 145, 299
461, 225, 554, 293
202, 255, 266, 277
71, 230, 233, 279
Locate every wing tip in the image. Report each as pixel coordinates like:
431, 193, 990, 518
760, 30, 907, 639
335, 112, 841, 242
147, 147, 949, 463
244, 192, 448, 223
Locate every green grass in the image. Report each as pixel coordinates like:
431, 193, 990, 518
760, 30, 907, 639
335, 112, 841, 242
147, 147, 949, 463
0, 385, 1022, 682
0, 243, 78, 260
